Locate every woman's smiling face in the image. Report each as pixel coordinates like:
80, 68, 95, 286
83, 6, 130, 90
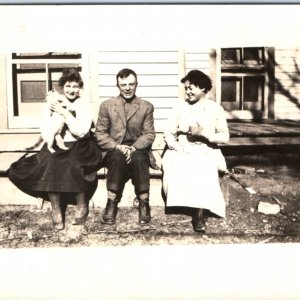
184, 80, 205, 103
63, 81, 80, 101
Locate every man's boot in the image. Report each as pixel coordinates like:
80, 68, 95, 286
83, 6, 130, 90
49, 192, 64, 230
101, 199, 118, 225
138, 193, 151, 225
72, 192, 89, 225
192, 208, 206, 233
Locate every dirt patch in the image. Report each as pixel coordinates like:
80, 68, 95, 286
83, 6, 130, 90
0, 151, 299, 248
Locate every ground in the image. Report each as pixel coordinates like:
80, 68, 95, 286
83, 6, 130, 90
0, 149, 299, 248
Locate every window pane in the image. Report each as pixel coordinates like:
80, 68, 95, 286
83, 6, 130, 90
243, 47, 264, 65
21, 81, 46, 103
10, 52, 82, 128
12, 63, 47, 116
221, 77, 241, 110
221, 48, 241, 65
243, 76, 264, 110
12, 62, 81, 118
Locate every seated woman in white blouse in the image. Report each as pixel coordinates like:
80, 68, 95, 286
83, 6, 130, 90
8, 69, 102, 230
162, 69, 229, 233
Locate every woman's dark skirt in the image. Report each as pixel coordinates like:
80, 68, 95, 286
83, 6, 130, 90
8, 133, 102, 201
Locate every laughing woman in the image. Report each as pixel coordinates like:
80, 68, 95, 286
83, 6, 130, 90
162, 70, 229, 233
8, 69, 102, 230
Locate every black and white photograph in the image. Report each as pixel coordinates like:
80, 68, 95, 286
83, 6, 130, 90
0, 3, 299, 299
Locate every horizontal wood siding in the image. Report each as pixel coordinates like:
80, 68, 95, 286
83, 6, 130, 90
94, 51, 181, 132
274, 48, 300, 120
184, 52, 211, 74
184, 50, 213, 99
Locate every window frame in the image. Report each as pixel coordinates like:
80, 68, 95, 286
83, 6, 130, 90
6, 53, 87, 129
215, 47, 273, 120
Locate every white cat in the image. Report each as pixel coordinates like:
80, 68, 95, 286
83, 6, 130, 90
42, 89, 73, 153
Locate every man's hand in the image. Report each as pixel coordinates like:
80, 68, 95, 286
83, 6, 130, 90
115, 144, 130, 155
115, 145, 136, 163
126, 146, 136, 164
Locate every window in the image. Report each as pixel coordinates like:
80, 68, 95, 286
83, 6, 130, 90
8, 52, 82, 128
220, 47, 266, 118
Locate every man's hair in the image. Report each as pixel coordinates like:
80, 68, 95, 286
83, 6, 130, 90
116, 68, 137, 81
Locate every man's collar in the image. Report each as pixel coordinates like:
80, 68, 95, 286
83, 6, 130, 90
120, 94, 136, 103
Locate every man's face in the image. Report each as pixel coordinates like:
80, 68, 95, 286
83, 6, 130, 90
117, 74, 138, 100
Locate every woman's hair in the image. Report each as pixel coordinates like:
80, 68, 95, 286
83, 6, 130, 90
58, 69, 84, 88
181, 69, 212, 94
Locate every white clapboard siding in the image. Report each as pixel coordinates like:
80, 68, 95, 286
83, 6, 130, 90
95, 50, 181, 133
97, 63, 179, 75
275, 103, 300, 111
275, 73, 300, 82
98, 86, 178, 98
185, 60, 210, 71
273, 94, 300, 103
275, 78, 300, 86
97, 74, 179, 86
97, 51, 179, 63
154, 119, 169, 133
99, 97, 178, 108
153, 107, 173, 119
274, 48, 300, 120
275, 49, 300, 59
275, 64, 300, 72
275, 85, 300, 96
275, 112, 300, 120
185, 50, 211, 74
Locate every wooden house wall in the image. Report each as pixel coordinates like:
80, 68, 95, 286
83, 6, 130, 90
184, 49, 216, 101
274, 48, 300, 120
90, 50, 183, 133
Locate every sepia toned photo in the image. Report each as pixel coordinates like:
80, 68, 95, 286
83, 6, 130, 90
0, 3, 299, 299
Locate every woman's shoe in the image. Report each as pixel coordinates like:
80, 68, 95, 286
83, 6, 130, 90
53, 219, 64, 231
72, 193, 89, 225
72, 205, 89, 225
192, 208, 206, 233
49, 193, 64, 231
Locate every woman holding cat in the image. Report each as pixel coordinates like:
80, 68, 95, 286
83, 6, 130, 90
8, 69, 102, 230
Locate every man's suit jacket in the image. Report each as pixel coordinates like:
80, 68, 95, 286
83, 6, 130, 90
94, 95, 158, 168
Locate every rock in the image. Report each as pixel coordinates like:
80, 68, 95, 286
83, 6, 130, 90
256, 169, 265, 174
233, 166, 256, 175
258, 201, 281, 215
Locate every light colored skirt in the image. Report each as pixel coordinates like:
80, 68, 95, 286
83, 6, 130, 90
162, 148, 226, 218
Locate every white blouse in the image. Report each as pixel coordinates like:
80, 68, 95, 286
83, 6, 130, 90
164, 98, 230, 152
40, 96, 93, 143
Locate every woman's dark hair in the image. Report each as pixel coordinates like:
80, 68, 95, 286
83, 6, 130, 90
181, 69, 212, 94
116, 68, 137, 81
58, 69, 84, 88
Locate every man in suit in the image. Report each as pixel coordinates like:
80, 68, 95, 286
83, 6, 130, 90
95, 68, 156, 225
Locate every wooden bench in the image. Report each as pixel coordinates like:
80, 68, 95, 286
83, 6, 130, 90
1, 119, 300, 207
